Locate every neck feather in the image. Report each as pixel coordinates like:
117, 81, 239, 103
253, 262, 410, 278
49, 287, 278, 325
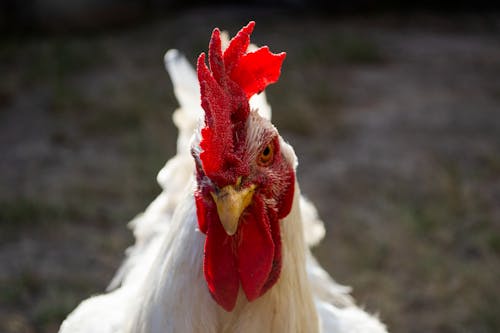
128, 180, 319, 333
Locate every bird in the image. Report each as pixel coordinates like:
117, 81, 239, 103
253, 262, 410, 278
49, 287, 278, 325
59, 21, 388, 333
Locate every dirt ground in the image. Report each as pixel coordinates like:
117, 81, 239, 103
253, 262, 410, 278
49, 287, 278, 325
1, 8, 499, 333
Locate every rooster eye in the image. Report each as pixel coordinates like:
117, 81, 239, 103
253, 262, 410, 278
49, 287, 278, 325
258, 144, 274, 166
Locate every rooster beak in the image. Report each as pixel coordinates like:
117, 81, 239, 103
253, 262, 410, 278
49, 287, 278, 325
210, 178, 256, 236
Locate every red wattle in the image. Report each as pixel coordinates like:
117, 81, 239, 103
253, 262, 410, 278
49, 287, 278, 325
237, 196, 275, 301
203, 212, 239, 312
201, 190, 290, 310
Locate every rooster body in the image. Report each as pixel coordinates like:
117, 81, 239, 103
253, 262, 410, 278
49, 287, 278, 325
60, 23, 387, 333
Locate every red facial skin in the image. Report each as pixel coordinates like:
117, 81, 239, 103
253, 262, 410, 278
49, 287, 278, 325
194, 21, 292, 312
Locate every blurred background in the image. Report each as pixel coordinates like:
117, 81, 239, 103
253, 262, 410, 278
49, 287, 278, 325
1, 1, 500, 332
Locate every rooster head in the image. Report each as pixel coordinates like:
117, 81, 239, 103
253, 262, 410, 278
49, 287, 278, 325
192, 21, 295, 311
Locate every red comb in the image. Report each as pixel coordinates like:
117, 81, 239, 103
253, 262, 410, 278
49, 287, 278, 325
197, 21, 286, 185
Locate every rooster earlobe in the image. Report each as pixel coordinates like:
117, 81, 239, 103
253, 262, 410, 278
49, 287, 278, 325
195, 192, 209, 234
277, 171, 295, 220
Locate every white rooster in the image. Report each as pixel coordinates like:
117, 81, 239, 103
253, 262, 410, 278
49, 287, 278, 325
59, 21, 387, 333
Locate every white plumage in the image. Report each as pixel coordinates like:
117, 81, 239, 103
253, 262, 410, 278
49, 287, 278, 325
59, 47, 388, 333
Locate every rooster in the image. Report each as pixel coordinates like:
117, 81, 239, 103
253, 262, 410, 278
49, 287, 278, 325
60, 22, 387, 333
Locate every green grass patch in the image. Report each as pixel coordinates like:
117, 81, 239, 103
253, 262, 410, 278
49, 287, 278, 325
487, 233, 500, 255
399, 202, 443, 235
0, 270, 43, 305
0, 198, 87, 240
24, 38, 110, 84
297, 32, 384, 66
81, 108, 143, 134
330, 34, 384, 64
0, 198, 63, 227
32, 291, 80, 328
50, 84, 90, 115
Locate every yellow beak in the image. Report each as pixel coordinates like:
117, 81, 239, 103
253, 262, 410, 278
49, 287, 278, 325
210, 179, 256, 236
